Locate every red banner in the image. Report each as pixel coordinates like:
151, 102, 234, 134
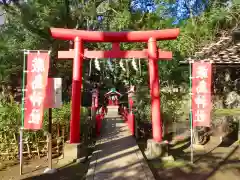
192, 61, 212, 127
24, 52, 50, 130
44, 78, 54, 109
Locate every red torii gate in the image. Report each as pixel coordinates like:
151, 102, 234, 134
49, 28, 180, 143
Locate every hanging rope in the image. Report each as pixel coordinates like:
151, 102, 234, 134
138, 58, 141, 75
126, 59, 130, 86
126, 59, 129, 76
107, 58, 114, 72
120, 59, 126, 72
89, 59, 92, 76
131, 58, 138, 71
94, 58, 100, 71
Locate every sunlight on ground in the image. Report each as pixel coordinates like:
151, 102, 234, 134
152, 159, 186, 169
213, 108, 240, 116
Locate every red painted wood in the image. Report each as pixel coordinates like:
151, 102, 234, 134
148, 37, 162, 142
50, 28, 180, 42
58, 49, 172, 59
112, 42, 120, 50
69, 37, 83, 143
128, 113, 135, 136
96, 114, 102, 136
50, 27, 180, 144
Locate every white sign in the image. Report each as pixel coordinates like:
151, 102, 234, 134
45, 78, 62, 108
53, 78, 62, 108
196, 65, 208, 79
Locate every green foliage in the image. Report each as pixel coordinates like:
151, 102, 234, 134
133, 86, 151, 122
133, 84, 190, 124
161, 90, 190, 122
0, 94, 89, 131
0, 0, 240, 129
0, 96, 89, 159
42, 102, 89, 131
52, 103, 71, 125
0, 91, 21, 132
170, 1, 240, 57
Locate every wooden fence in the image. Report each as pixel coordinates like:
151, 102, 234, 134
0, 124, 66, 160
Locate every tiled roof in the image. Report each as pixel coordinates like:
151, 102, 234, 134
180, 34, 240, 64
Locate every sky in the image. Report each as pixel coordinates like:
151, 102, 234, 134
0, 7, 4, 25
131, 0, 209, 23
131, 0, 233, 24
0, 0, 232, 26
96, 0, 209, 25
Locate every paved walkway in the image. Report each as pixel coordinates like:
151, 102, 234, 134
86, 117, 155, 180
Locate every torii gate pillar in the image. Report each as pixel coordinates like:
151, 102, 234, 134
70, 37, 84, 143
148, 38, 162, 141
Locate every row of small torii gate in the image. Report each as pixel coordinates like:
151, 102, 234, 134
49, 27, 180, 144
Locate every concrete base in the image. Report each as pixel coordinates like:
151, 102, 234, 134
63, 143, 81, 164
144, 139, 169, 160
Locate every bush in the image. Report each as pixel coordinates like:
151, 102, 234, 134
0, 93, 21, 132
0, 92, 90, 159
134, 86, 188, 121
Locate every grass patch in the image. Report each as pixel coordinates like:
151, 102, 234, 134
213, 108, 240, 116
171, 140, 189, 149
163, 160, 186, 168
120, 119, 125, 123
0, 160, 18, 171
151, 159, 186, 169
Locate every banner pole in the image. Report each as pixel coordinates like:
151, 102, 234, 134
48, 108, 53, 169
189, 61, 194, 164
20, 50, 27, 175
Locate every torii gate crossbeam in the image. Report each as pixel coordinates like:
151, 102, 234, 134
49, 28, 180, 144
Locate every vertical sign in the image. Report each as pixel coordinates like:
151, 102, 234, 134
24, 53, 50, 130
192, 61, 212, 127
54, 78, 62, 108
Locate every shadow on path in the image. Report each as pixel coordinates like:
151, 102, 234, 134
86, 118, 155, 180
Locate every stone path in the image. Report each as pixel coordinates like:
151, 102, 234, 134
86, 117, 155, 180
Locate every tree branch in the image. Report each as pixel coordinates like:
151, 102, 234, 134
3, 1, 53, 42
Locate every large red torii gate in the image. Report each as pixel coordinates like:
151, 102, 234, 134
50, 28, 180, 143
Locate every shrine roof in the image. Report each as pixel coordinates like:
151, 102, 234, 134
180, 32, 240, 64
104, 88, 122, 96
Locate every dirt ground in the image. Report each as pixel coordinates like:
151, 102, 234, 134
0, 136, 239, 180
0, 156, 90, 180
154, 145, 240, 180
138, 136, 240, 180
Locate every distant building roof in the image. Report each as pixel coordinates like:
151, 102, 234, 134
104, 88, 122, 97
180, 31, 240, 64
